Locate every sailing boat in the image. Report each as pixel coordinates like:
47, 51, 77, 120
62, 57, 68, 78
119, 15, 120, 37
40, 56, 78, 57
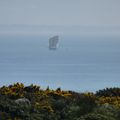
49, 35, 59, 50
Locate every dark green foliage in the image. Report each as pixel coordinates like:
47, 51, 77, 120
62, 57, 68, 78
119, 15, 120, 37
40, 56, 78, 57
78, 113, 115, 120
24, 84, 40, 93
96, 87, 120, 97
0, 83, 120, 120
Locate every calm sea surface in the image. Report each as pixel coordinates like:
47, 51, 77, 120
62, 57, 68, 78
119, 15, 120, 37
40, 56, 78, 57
0, 35, 120, 92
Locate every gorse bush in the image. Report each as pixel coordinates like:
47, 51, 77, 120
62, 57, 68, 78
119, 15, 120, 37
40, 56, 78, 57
96, 88, 120, 97
78, 113, 116, 120
0, 83, 120, 120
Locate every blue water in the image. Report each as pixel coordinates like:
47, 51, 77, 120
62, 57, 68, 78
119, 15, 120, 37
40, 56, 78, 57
0, 34, 120, 92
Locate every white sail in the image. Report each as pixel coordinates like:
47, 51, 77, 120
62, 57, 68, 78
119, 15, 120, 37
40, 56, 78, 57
49, 36, 59, 50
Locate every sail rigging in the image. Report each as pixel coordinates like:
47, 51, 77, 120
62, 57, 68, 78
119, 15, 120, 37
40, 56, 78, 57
49, 36, 59, 50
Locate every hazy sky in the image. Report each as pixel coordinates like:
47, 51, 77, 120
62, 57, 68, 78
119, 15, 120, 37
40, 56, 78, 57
0, 0, 120, 26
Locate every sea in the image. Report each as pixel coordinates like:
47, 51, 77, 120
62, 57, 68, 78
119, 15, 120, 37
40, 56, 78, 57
0, 28, 120, 92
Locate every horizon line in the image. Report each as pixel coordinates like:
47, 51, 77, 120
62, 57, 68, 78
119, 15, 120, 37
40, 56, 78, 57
0, 24, 120, 28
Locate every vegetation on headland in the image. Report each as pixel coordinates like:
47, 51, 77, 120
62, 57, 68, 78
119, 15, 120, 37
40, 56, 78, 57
0, 83, 120, 120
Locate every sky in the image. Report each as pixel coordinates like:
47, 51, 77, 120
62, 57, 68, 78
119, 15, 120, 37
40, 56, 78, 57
0, 0, 120, 27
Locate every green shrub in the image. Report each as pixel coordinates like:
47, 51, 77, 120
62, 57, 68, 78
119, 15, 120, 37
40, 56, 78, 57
78, 113, 115, 120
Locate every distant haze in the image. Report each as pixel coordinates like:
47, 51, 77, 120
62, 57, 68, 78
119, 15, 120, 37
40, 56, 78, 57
0, 0, 120, 91
0, 0, 120, 27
